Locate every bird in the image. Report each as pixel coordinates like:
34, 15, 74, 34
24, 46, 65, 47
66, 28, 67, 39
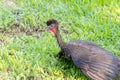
46, 19, 120, 80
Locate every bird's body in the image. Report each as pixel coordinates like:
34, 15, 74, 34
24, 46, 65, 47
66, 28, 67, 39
62, 40, 120, 80
46, 19, 120, 80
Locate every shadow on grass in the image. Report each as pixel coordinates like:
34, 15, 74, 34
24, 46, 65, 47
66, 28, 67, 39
56, 56, 89, 80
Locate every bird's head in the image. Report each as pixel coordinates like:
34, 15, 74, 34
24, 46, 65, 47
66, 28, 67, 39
46, 19, 59, 34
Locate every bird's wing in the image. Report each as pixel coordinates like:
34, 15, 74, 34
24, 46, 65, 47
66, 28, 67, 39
79, 61, 119, 80
70, 50, 119, 80
67, 40, 120, 79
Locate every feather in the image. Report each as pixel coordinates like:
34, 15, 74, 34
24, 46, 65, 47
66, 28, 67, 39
79, 62, 118, 80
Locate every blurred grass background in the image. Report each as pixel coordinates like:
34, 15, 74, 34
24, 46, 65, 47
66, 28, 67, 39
0, 0, 120, 80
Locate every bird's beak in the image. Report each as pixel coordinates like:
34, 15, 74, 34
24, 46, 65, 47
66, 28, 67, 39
45, 26, 49, 30
45, 26, 51, 32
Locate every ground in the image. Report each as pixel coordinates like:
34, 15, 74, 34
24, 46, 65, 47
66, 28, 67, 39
0, 0, 120, 80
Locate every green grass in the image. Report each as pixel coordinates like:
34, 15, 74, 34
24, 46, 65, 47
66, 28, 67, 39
0, 0, 120, 80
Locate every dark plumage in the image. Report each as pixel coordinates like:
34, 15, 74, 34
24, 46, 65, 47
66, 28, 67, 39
46, 19, 120, 80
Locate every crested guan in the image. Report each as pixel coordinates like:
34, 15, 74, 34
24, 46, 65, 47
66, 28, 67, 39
46, 19, 120, 80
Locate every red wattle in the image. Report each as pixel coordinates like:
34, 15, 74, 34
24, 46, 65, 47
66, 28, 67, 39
51, 28, 56, 34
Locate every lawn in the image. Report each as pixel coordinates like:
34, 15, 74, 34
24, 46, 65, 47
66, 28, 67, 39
0, 0, 120, 80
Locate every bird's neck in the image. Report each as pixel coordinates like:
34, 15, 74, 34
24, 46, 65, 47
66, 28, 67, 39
55, 31, 66, 49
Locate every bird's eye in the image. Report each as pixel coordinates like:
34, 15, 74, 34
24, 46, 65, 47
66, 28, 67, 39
51, 24, 55, 28
51, 24, 54, 26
